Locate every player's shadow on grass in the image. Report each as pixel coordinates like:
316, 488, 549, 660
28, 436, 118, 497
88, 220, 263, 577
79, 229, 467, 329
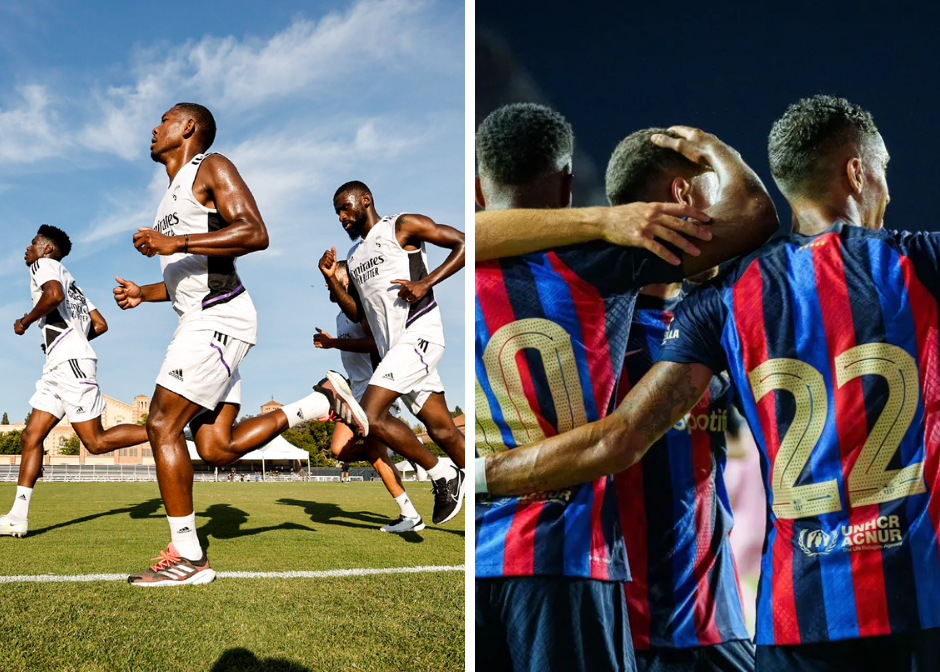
26, 497, 165, 537
210, 648, 311, 672
196, 503, 315, 552
276, 498, 465, 543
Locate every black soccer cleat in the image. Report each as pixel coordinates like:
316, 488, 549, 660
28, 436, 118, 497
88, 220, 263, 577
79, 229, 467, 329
430, 465, 465, 525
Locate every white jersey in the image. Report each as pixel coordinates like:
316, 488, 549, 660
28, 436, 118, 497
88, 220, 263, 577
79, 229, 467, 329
28, 258, 97, 373
346, 214, 445, 357
152, 153, 258, 344
335, 311, 378, 392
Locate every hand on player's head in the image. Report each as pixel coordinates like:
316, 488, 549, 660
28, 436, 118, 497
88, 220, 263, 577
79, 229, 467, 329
603, 202, 712, 265
651, 126, 731, 168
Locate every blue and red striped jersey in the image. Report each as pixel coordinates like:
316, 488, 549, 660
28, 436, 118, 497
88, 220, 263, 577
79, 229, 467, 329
660, 221, 940, 645
615, 293, 749, 649
475, 241, 684, 581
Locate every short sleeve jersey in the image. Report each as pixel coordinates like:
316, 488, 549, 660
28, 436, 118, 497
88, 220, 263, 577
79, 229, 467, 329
475, 240, 685, 581
660, 221, 940, 644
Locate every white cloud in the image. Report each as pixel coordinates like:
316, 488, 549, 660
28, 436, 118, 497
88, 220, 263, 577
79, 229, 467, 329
0, 85, 64, 162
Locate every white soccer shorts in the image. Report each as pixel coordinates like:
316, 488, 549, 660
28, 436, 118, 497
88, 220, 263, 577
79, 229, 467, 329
156, 324, 251, 410
369, 334, 445, 415
29, 358, 105, 423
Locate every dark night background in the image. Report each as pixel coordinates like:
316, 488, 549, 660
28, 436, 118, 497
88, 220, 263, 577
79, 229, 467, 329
476, 2, 937, 232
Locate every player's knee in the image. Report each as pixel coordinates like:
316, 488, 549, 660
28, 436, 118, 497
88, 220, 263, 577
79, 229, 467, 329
20, 430, 43, 453
83, 440, 107, 455
427, 423, 461, 447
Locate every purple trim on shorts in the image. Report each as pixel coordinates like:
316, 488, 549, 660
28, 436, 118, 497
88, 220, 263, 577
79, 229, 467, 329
45, 328, 73, 355
414, 348, 430, 375
405, 300, 437, 326
201, 284, 244, 307
210, 342, 232, 376
79, 382, 98, 386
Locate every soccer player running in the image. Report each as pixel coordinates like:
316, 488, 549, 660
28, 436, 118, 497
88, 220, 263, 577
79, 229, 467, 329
314, 260, 423, 532
477, 95, 940, 671
319, 181, 466, 526
606, 130, 753, 671
113, 103, 366, 586
473, 103, 776, 672
0, 226, 150, 538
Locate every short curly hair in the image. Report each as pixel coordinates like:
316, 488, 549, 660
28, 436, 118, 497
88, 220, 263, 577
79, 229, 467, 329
768, 95, 880, 197
605, 128, 702, 206
37, 224, 72, 259
476, 103, 574, 186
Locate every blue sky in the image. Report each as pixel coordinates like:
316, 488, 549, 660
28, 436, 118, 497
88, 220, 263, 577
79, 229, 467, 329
0, 0, 466, 424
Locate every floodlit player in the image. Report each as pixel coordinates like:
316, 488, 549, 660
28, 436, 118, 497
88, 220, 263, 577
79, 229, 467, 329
477, 96, 940, 671
314, 260, 423, 531
0, 226, 151, 538
473, 103, 776, 671
320, 180, 466, 526
113, 103, 367, 586
606, 130, 753, 671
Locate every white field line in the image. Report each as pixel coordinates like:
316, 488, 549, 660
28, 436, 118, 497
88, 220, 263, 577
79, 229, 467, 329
0, 564, 465, 584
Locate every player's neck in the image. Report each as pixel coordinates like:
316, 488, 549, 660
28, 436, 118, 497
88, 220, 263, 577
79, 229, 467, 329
790, 200, 863, 236
162, 145, 204, 182
360, 209, 383, 237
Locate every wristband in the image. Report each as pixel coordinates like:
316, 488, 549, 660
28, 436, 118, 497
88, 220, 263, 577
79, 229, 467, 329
183, 234, 189, 254
475, 457, 489, 495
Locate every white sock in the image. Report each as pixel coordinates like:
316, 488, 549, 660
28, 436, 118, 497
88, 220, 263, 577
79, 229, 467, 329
167, 513, 202, 560
426, 460, 451, 482
282, 391, 330, 428
8, 486, 32, 521
395, 492, 419, 519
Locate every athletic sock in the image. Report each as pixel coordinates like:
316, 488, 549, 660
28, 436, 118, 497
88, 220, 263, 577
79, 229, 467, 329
8, 486, 32, 521
282, 391, 330, 428
394, 492, 419, 519
167, 513, 202, 560
426, 461, 451, 482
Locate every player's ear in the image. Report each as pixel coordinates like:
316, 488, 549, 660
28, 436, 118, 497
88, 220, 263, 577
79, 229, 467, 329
671, 177, 693, 206
182, 118, 196, 140
846, 157, 864, 195
362, 193, 372, 210
475, 176, 486, 209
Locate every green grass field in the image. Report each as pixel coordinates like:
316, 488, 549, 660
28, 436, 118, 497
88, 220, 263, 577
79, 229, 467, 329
0, 481, 465, 672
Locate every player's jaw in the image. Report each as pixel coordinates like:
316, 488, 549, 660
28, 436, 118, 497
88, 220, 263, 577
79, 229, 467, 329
24, 237, 43, 265
342, 214, 367, 240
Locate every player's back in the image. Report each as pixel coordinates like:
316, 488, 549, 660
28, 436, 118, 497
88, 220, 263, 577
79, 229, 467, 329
475, 240, 684, 581
663, 220, 940, 644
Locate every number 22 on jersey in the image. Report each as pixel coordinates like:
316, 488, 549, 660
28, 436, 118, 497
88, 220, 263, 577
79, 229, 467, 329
749, 342, 926, 520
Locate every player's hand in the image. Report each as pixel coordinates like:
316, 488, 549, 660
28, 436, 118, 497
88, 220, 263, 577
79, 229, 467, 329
113, 276, 142, 310
13, 313, 28, 335
313, 328, 334, 349
602, 202, 712, 265
651, 126, 737, 170
391, 278, 430, 304
319, 247, 338, 278
133, 228, 177, 257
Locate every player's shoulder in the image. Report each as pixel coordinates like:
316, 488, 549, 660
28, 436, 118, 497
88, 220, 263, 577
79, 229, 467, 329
30, 257, 64, 277
393, 213, 434, 230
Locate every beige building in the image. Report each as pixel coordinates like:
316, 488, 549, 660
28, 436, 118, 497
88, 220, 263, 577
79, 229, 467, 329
261, 400, 283, 415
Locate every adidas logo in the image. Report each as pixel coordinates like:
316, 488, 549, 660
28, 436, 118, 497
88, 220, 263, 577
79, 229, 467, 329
17, 495, 26, 501
177, 527, 191, 534
76, 407, 84, 413
383, 372, 394, 381
169, 369, 184, 381
297, 410, 304, 420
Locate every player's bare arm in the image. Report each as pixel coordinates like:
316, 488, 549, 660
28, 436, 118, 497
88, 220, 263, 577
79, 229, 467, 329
391, 213, 465, 303
132, 154, 269, 258
475, 202, 713, 264
319, 247, 361, 322
13, 279, 64, 335
313, 327, 377, 353
87, 309, 108, 340
112, 277, 169, 310
651, 126, 778, 276
480, 361, 713, 496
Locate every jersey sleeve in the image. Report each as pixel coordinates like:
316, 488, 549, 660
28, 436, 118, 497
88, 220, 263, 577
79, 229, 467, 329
890, 230, 940, 294
657, 284, 729, 373
30, 258, 63, 291
553, 241, 686, 298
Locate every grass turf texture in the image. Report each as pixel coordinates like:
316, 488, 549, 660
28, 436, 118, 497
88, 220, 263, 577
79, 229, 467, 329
0, 481, 465, 672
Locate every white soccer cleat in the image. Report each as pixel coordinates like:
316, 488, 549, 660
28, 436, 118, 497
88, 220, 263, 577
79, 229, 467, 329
316, 371, 370, 437
380, 515, 426, 534
0, 514, 28, 538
